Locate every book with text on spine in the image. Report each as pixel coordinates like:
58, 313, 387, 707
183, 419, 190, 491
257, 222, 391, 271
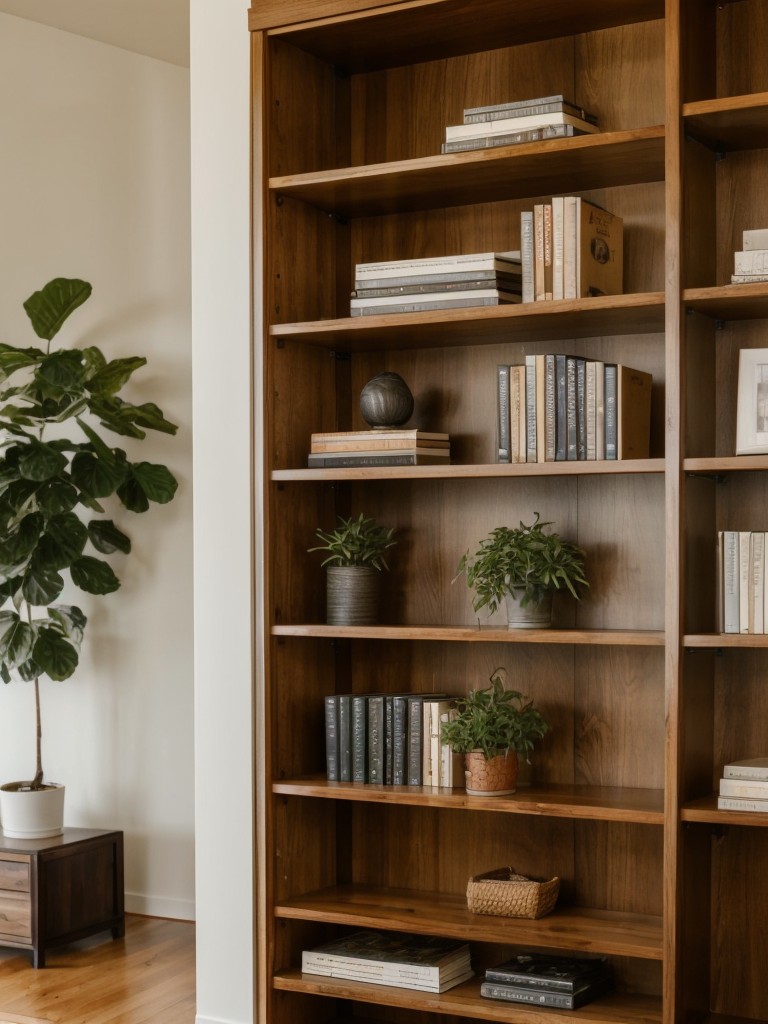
485, 952, 610, 992
481, 977, 610, 1009
307, 452, 450, 468
724, 757, 768, 780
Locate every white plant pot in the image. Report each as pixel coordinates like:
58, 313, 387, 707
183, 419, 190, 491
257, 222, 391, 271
0, 782, 65, 839
505, 590, 553, 629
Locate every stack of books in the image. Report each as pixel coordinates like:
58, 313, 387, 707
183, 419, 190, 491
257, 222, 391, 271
302, 929, 473, 993
441, 94, 599, 154
480, 952, 612, 1010
324, 692, 461, 787
497, 356, 652, 464
732, 228, 768, 284
520, 197, 623, 302
350, 251, 522, 317
716, 531, 768, 634
718, 758, 768, 813
308, 428, 451, 468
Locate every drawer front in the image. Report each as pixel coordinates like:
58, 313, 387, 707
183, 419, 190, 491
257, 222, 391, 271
0, 890, 31, 940
0, 857, 30, 892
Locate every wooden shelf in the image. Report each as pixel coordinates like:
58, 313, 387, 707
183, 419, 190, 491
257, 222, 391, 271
270, 292, 665, 351
682, 795, 768, 828
683, 92, 768, 152
684, 455, 768, 474
273, 459, 665, 482
273, 624, 665, 645
270, 128, 665, 218
683, 283, 768, 321
253, 0, 664, 72
272, 778, 665, 824
273, 972, 663, 1024
275, 885, 663, 960
684, 633, 768, 648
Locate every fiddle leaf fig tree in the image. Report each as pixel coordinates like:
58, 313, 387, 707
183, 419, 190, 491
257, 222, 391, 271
0, 278, 178, 789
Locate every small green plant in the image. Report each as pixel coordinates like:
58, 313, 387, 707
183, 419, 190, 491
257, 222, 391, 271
309, 512, 396, 569
455, 513, 588, 612
440, 668, 550, 760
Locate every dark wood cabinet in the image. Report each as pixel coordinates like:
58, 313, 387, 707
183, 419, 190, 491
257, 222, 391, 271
0, 827, 124, 967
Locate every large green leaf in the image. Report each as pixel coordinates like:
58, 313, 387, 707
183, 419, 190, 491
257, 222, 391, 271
0, 576, 22, 603
36, 479, 78, 514
131, 402, 178, 436
48, 604, 87, 645
22, 566, 64, 606
88, 519, 131, 555
0, 512, 42, 562
0, 617, 34, 669
0, 344, 44, 377
71, 451, 126, 498
23, 278, 92, 341
119, 462, 178, 510
69, 555, 120, 595
87, 357, 147, 396
32, 627, 79, 680
18, 442, 68, 481
37, 350, 86, 390
80, 346, 107, 378
36, 512, 88, 569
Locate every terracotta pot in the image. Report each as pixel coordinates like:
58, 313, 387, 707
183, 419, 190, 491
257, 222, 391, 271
505, 590, 552, 629
464, 750, 518, 796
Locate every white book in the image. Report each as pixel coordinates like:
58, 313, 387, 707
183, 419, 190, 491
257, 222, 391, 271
354, 251, 521, 279
739, 532, 751, 633
724, 757, 768, 780
444, 110, 600, 141
734, 250, 768, 276
749, 531, 765, 633
595, 362, 606, 461
743, 227, 768, 251
563, 196, 578, 299
351, 287, 518, 308
525, 354, 537, 463
718, 795, 768, 813
722, 530, 740, 633
520, 211, 534, 303
552, 195, 565, 300
585, 361, 597, 459
720, 776, 768, 798
716, 532, 724, 633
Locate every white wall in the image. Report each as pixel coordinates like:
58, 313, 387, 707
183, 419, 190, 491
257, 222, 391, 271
190, 0, 254, 1022
0, 14, 194, 920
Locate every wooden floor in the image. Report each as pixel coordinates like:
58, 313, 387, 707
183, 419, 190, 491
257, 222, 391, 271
0, 915, 195, 1023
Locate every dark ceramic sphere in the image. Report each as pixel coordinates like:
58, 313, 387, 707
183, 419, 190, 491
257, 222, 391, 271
359, 372, 414, 428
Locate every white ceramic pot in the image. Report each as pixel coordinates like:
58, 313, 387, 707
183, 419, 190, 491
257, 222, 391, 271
0, 782, 65, 839
505, 590, 553, 629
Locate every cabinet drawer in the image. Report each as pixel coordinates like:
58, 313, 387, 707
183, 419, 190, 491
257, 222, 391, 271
0, 890, 31, 940
0, 857, 30, 892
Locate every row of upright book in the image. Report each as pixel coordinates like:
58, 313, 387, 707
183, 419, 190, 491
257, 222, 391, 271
497, 357, 653, 464
718, 758, 768, 813
308, 428, 451, 468
350, 250, 522, 317
717, 531, 768, 634
441, 93, 599, 154
324, 692, 460, 787
731, 227, 768, 284
521, 197, 623, 303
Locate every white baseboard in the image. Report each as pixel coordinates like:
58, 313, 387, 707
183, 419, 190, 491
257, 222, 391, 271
125, 891, 196, 921
196, 1017, 247, 1024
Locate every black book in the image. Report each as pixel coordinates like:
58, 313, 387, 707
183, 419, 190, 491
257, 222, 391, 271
604, 362, 618, 459
391, 695, 410, 785
385, 693, 411, 784
324, 695, 339, 782
481, 976, 610, 1010
338, 694, 353, 782
351, 694, 369, 783
367, 695, 386, 784
485, 953, 610, 993
576, 357, 587, 460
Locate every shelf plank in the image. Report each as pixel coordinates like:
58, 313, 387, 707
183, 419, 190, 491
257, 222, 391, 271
273, 459, 665, 482
275, 885, 663, 960
684, 633, 768, 648
270, 128, 665, 217
272, 777, 665, 824
272, 624, 665, 646
274, 971, 662, 1024
683, 283, 768, 321
270, 292, 665, 351
684, 455, 768, 474
683, 93, 768, 152
682, 795, 768, 828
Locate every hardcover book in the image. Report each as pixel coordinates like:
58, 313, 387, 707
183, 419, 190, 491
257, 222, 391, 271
307, 452, 450, 468
723, 757, 768, 780
444, 109, 599, 141
463, 95, 597, 124
480, 977, 610, 1009
574, 198, 624, 298
354, 251, 521, 279
441, 122, 585, 153
485, 953, 610, 992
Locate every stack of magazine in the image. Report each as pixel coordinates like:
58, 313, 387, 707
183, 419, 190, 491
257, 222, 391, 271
350, 251, 522, 317
480, 952, 612, 1009
302, 929, 473, 993
718, 757, 768, 813
441, 94, 599, 154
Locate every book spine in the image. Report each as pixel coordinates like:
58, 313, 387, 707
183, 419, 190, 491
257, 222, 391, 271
604, 363, 618, 460
521, 211, 534, 304
514, 365, 527, 464
739, 531, 751, 634
525, 355, 537, 462
566, 356, 578, 460
355, 253, 522, 277
484, 969, 607, 993
576, 358, 587, 460
445, 109, 597, 140
307, 453, 449, 467
464, 99, 595, 123
353, 269, 516, 290
480, 982, 580, 1009
509, 365, 523, 463
338, 694, 352, 782
716, 532, 724, 634
552, 195, 564, 300
407, 698, 423, 785
555, 354, 567, 461
422, 702, 435, 786
544, 354, 557, 461
352, 695, 368, 782
563, 196, 578, 300
734, 250, 768, 276
352, 274, 520, 297
350, 294, 519, 315
367, 696, 385, 784
750, 531, 765, 634
441, 123, 582, 153
585, 361, 596, 459
385, 695, 395, 785
464, 93, 568, 116
543, 203, 553, 300
324, 696, 339, 782
497, 364, 511, 463
724, 764, 768, 780
723, 530, 740, 634
717, 796, 768, 812
719, 778, 768, 798
534, 204, 546, 302
392, 696, 409, 785
595, 361, 606, 461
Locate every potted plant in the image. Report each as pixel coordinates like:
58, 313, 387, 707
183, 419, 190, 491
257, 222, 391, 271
440, 668, 549, 795
0, 278, 178, 838
455, 513, 588, 628
309, 512, 395, 625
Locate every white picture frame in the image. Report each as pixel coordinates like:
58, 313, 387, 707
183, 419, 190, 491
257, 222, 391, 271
736, 348, 768, 455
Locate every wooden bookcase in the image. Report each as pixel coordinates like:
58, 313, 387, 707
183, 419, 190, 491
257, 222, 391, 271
248, 1, 768, 1021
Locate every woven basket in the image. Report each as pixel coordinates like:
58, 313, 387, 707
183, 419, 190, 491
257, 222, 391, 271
466, 867, 560, 919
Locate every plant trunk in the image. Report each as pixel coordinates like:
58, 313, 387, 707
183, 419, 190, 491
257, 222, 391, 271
32, 676, 43, 789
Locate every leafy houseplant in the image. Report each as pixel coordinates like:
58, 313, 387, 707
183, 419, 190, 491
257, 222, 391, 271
455, 513, 588, 628
0, 278, 177, 835
440, 668, 550, 796
309, 513, 396, 625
